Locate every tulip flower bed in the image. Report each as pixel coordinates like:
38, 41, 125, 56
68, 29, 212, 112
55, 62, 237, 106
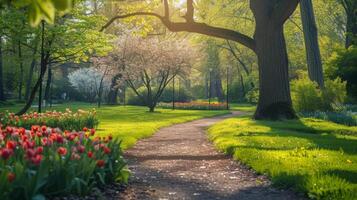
0, 109, 99, 131
159, 102, 228, 110
0, 125, 128, 200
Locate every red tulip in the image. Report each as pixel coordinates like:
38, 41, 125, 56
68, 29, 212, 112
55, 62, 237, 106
7, 173, 15, 183
36, 146, 44, 154
83, 127, 88, 132
103, 147, 111, 154
77, 145, 85, 153
31, 154, 42, 165
0, 148, 13, 160
56, 135, 64, 144
96, 160, 105, 168
6, 140, 16, 150
26, 149, 36, 158
6, 126, 13, 134
87, 151, 93, 158
41, 126, 47, 132
90, 129, 95, 136
57, 147, 67, 156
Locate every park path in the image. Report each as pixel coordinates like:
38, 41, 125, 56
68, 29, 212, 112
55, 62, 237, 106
118, 112, 302, 200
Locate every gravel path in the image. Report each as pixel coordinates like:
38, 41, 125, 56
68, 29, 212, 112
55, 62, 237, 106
118, 112, 303, 200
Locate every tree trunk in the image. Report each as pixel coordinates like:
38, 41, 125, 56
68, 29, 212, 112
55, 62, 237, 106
44, 65, 52, 102
25, 42, 38, 100
107, 74, 120, 105
345, 6, 357, 48
253, 24, 296, 120
149, 106, 155, 112
0, 35, 5, 101
300, 0, 324, 88
16, 63, 47, 115
18, 41, 24, 100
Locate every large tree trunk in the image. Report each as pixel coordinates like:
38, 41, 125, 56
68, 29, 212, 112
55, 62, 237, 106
253, 24, 296, 120
0, 35, 5, 101
300, 0, 324, 88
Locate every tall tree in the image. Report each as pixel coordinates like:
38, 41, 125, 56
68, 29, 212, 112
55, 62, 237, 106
102, 0, 301, 120
300, 0, 324, 87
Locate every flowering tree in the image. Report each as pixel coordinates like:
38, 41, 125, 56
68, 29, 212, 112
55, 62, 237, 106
68, 67, 111, 104
110, 36, 195, 112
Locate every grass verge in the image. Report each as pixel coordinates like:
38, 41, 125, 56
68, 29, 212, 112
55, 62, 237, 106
208, 116, 357, 199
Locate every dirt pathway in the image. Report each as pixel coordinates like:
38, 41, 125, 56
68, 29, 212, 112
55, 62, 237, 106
118, 112, 302, 200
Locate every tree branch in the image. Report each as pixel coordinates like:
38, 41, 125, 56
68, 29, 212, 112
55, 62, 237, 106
101, 11, 256, 52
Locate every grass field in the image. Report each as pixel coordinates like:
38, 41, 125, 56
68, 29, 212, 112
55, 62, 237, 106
208, 116, 357, 199
0, 102, 229, 149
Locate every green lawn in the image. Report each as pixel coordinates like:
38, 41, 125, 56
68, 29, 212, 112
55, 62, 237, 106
208, 116, 357, 199
0, 102, 229, 149
230, 103, 256, 112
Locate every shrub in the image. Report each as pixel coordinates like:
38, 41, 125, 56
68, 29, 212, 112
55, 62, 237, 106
245, 88, 259, 104
326, 46, 357, 100
0, 109, 99, 131
291, 77, 322, 112
291, 74, 347, 112
0, 126, 128, 199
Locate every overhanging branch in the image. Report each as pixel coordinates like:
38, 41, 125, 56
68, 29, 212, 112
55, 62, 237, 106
101, 11, 256, 52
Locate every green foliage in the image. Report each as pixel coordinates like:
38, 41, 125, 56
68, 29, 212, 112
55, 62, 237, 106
326, 46, 357, 100
291, 74, 347, 112
208, 116, 357, 199
245, 88, 259, 104
4, 0, 73, 26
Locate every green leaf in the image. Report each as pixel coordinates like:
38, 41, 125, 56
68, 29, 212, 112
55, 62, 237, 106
52, 0, 72, 11
28, 3, 41, 27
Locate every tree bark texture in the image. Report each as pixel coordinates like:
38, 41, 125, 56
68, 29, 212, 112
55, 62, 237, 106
300, 0, 324, 88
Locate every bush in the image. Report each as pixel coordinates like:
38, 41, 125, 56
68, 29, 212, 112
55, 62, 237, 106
291, 74, 347, 112
245, 88, 259, 104
326, 46, 357, 100
0, 126, 128, 199
0, 109, 99, 131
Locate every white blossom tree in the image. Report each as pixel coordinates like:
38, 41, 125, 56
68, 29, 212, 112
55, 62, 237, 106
68, 67, 111, 104
111, 36, 196, 112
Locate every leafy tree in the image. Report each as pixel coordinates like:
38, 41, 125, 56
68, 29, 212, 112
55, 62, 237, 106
16, 2, 113, 114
